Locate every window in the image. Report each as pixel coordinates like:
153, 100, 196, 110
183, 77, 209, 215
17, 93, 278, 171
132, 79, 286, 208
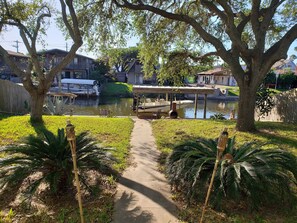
74, 57, 78, 65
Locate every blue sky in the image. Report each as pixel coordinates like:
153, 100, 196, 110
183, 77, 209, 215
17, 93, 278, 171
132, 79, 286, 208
1, 22, 296, 61
0, 25, 137, 59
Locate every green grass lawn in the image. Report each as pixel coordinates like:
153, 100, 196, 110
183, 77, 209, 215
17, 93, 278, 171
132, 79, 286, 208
2, 116, 297, 222
152, 119, 297, 155
225, 86, 285, 97
227, 86, 240, 96
100, 82, 133, 97
152, 119, 297, 222
0, 115, 133, 222
0, 115, 133, 171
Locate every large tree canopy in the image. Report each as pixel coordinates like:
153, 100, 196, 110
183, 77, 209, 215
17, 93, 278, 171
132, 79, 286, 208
0, 0, 83, 123
79, 0, 297, 131
105, 46, 139, 73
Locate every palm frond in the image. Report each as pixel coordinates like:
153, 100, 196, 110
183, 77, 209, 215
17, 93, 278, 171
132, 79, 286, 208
0, 128, 117, 198
166, 136, 297, 209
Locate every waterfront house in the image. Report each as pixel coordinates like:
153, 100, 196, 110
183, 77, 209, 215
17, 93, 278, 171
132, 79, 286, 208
38, 49, 95, 81
124, 59, 157, 85
196, 66, 237, 86
0, 50, 29, 83
271, 59, 297, 75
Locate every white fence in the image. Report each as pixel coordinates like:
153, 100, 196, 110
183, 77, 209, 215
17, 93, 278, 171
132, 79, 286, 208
0, 79, 31, 114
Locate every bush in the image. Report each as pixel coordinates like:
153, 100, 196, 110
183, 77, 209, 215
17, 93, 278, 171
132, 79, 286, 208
0, 128, 117, 197
256, 84, 275, 119
209, 113, 226, 120
166, 137, 297, 210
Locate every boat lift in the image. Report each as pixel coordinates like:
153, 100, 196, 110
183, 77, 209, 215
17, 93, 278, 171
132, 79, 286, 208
132, 85, 215, 119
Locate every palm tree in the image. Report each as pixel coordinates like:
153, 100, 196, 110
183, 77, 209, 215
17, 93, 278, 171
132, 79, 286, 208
166, 137, 297, 209
0, 128, 117, 197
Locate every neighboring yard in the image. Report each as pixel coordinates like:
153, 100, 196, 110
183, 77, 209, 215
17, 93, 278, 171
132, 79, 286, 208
100, 82, 133, 97
152, 119, 297, 223
0, 115, 133, 222
224, 86, 284, 97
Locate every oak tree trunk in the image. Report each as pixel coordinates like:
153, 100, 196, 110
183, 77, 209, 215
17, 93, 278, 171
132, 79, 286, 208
30, 92, 46, 123
236, 86, 257, 132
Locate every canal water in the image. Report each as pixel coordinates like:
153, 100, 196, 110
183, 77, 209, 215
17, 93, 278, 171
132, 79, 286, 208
68, 97, 238, 119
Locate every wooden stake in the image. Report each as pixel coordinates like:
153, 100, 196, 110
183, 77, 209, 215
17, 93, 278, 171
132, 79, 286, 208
199, 128, 228, 223
66, 120, 85, 223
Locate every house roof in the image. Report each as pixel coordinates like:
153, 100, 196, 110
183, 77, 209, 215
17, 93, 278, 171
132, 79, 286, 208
272, 59, 297, 75
6, 50, 30, 58
38, 49, 95, 60
271, 59, 290, 69
126, 59, 140, 73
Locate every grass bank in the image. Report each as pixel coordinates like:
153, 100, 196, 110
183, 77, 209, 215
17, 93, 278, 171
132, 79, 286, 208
225, 86, 284, 97
100, 82, 133, 97
152, 119, 297, 222
152, 119, 297, 155
0, 115, 133, 222
0, 115, 133, 171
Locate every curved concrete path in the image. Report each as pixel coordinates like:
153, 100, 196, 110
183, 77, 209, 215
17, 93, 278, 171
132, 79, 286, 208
113, 118, 179, 223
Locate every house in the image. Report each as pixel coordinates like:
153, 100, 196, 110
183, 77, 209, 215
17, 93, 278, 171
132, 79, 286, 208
39, 49, 95, 80
271, 59, 297, 75
125, 59, 157, 85
196, 67, 237, 86
116, 72, 127, 82
0, 50, 30, 83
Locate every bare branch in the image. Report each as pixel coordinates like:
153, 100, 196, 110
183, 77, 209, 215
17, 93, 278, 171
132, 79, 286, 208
0, 45, 26, 79
262, 23, 297, 75
59, 0, 75, 40
33, 5, 51, 40
254, 0, 285, 52
187, 51, 218, 62
65, 0, 83, 43
251, 0, 261, 35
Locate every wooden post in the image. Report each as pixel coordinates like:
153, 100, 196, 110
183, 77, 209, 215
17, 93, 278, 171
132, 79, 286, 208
199, 128, 228, 223
194, 94, 198, 119
136, 94, 139, 117
66, 120, 85, 223
170, 93, 173, 110
203, 94, 207, 119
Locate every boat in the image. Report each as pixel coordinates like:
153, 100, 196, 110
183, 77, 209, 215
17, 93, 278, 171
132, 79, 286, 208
51, 78, 100, 96
136, 98, 194, 113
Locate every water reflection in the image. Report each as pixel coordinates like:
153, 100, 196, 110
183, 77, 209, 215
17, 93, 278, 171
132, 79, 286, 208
68, 97, 238, 119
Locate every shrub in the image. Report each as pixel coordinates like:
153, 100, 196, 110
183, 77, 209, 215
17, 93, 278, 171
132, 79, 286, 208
209, 113, 226, 120
166, 137, 297, 210
256, 84, 275, 119
0, 128, 117, 197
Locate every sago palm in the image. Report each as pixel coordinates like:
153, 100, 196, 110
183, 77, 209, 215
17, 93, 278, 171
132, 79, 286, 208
0, 128, 116, 196
166, 137, 297, 209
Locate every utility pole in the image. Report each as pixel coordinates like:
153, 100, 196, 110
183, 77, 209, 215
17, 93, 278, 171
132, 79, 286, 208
12, 40, 20, 53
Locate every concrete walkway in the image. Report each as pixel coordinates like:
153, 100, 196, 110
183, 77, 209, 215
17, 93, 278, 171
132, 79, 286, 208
113, 118, 179, 223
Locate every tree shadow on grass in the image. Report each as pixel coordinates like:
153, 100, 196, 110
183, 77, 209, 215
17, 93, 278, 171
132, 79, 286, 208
29, 119, 48, 136
255, 122, 297, 150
